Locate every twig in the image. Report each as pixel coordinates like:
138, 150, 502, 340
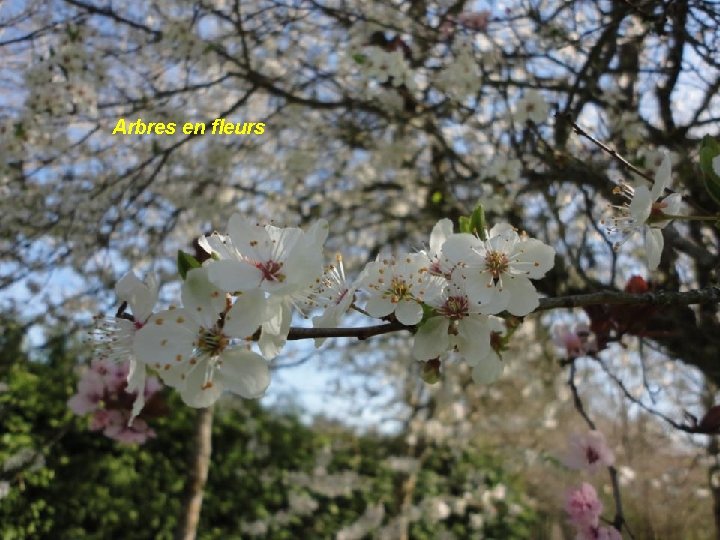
564, 116, 655, 183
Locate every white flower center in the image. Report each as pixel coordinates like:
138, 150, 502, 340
255, 260, 285, 282
485, 250, 509, 280
196, 327, 229, 356
386, 277, 411, 303
439, 295, 469, 320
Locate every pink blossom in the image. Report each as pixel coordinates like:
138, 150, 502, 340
144, 375, 163, 397
89, 358, 125, 393
563, 430, 615, 473
565, 482, 603, 529
552, 323, 598, 358
67, 371, 105, 414
69, 359, 162, 445
102, 410, 156, 444
89, 409, 112, 431
575, 524, 623, 540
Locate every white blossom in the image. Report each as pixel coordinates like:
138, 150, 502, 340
513, 89, 549, 124
133, 267, 270, 407
441, 224, 555, 316
412, 284, 506, 384
609, 154, 682, 269
359, 253, 444, 325
93, 271, 159, 422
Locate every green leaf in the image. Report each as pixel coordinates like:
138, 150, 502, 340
431, 191, 443, 204
468, 203, 487, 240
352, 53, 366, 65
458, 216, 471, 234
418, 304, 437, 325
699, 135, 720, 207
177, 250, 201, 280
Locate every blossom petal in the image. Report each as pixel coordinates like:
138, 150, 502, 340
115, 271, 143, 300
227, 213, 270, 261
183, 267, 227, 327
258, 298, 292, 359
155, 361, 186, 389
651, 153, 672, 199
218, 349, 271, 399
471, 353, 503, 384
224, 290, 270, 338
395, 299, 423, 325
430, 219, 454, 254
661, 193, 682, 220
206, 259, 263, 293
412, 317, 450, 360
133, 309, 197, 367
468, 281, 508, 315
198, 232, 235, 260
645, 227, 664, 270
126, 359, 147, 424
304, 218, 330, 247
513, 238, 555, 278
441, 233, 483, 267
115, 271, 158, 322
365, 295, 395, 318
502, 276, 539, 316
455, 316, 493, 361
181, 358, 223, 408
628, 185, 652, 223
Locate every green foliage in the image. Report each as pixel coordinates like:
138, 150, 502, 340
458, 203, 488, 240
177, 250, 201, 280
0, 322, 538, 539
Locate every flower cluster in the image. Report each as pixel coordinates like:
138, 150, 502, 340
67, 359, 163, 444
561, 431, 620, 539
565, 483, 621, 540
77, 207, 555, 418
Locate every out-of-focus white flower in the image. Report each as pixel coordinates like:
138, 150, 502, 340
288, 492, 319, 516
514, 90, 549, 124
488, 156, 522, 183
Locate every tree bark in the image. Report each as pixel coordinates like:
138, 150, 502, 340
175, 406, 214, 540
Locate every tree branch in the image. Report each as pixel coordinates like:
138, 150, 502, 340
284, 287, 720, 340
175, 406, 214, 540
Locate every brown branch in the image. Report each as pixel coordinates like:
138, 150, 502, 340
284, 287, 720, 341
175, 406, 214, 540
286, 320, 411, 341
535, 286, 720, 311
565, 117, 655, 183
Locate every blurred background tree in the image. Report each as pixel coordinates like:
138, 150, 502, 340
1, 0, 720, 538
